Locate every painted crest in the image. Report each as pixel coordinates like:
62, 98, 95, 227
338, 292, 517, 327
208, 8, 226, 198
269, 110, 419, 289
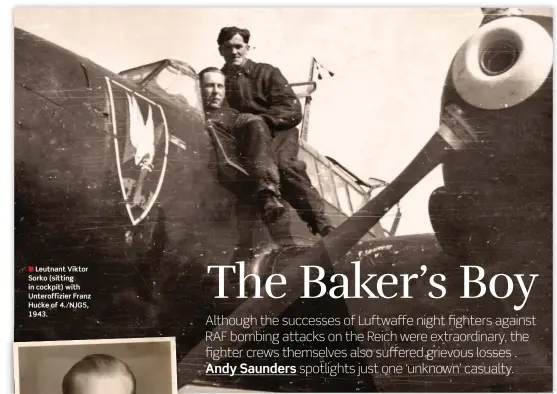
106, 77, 169, 225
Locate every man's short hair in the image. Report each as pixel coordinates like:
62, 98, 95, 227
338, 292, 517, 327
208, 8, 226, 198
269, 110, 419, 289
198, 67, 224, 81
217, 26, 250, 46
62, 354, 136, 394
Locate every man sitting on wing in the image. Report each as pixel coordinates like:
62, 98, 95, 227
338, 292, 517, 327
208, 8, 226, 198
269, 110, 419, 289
216, 26, 334, 237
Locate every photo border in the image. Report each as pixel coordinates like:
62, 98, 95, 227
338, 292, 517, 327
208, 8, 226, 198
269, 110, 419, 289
13, 336, 177, 394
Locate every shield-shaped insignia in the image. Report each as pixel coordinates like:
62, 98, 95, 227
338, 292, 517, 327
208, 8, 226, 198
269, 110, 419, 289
106, 77, 169, 225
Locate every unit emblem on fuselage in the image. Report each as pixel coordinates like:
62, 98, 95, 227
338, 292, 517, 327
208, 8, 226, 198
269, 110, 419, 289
105, 77, 169, 225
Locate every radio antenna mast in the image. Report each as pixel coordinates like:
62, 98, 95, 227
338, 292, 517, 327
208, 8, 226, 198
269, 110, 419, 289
300, 57, 316, 142
300, 58, 334, 142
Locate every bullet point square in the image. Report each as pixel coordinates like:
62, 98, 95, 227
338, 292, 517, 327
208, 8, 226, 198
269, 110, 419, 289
28, 266, 34, 273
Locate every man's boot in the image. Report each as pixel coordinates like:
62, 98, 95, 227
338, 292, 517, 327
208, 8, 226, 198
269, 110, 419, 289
259, 190, 285, 225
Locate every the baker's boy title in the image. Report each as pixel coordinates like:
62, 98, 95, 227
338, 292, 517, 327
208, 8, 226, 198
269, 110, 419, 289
208, 261, 538, 311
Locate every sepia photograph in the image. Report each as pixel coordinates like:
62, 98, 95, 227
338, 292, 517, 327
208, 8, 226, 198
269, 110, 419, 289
13, 6, 553, 393
13, 337, 177, 394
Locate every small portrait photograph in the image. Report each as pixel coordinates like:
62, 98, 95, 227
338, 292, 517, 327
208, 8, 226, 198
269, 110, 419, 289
13, 337, 177, 394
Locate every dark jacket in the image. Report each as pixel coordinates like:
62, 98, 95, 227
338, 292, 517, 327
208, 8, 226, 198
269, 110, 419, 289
222, 59, 303, 131
204, 106, 240, 136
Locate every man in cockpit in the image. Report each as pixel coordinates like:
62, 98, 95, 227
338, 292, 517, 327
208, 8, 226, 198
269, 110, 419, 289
199, 66, 285, 224
216, 26, 334, 237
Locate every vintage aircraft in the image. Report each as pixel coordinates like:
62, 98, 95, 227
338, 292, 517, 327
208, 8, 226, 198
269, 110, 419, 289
14, 6, 552, 393
175, 7, 553, 393
14, 17, 394, 347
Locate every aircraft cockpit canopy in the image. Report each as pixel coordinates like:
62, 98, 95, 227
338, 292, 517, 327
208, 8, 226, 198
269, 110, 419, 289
118, 59, 204, 115
118, 59, 401, 237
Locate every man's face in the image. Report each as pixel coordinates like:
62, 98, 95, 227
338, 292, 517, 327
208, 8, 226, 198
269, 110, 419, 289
218, 33, 249, 67
200, 71, 225, 110
74, 374, 133, 394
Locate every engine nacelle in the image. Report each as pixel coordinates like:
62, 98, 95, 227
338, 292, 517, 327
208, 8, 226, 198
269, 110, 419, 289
430, 11, 553, 258
452, 15, 552, 110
